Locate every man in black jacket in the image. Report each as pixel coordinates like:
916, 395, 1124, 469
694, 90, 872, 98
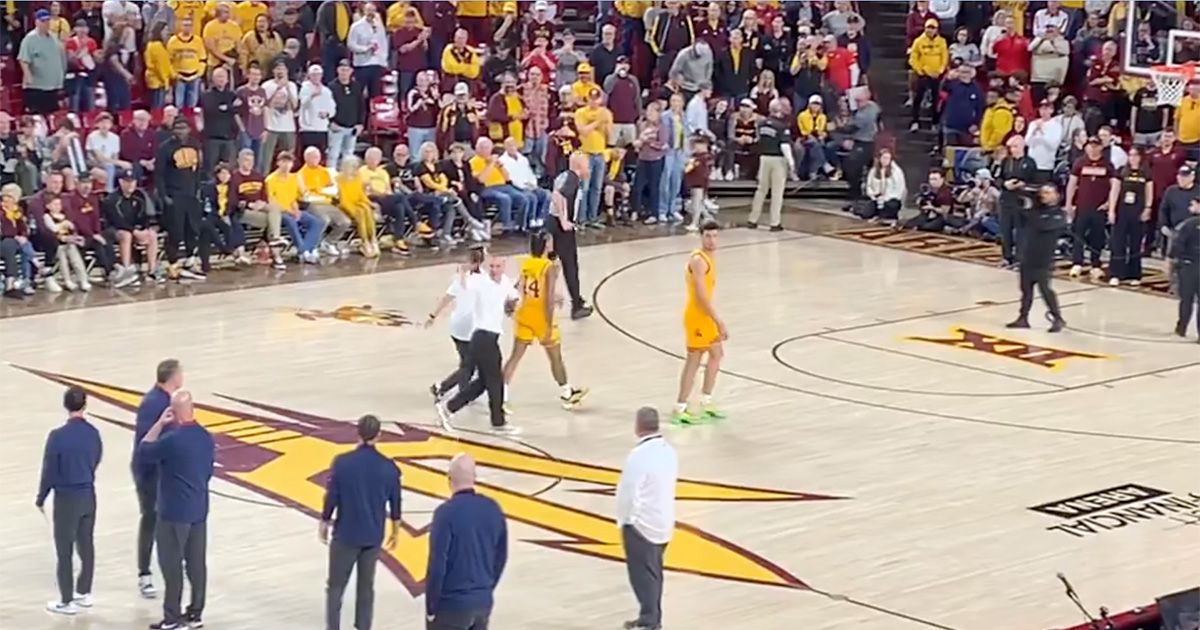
1007, 184, 1066, 332
155, 119, 208, 281
1170, 197, 1200, 341
327, 60, 364, 169
200, 67, 238, 175
103, 170, 158, 287
716, 29, 756, 100
997, 135, 1037, 268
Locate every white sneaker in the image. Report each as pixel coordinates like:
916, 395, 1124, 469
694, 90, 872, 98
1129, 279, 1141, 287
139, 575, 158, 599
72, 593, 93, 608
669, 212, 684, 224
685, 223, 699, 232
114, 266, 139, 289
46, 601, 78, 615
320, 242, 339, 257
235, 254, 253, 266
63, 277, 78, 292
184, 256, 198, 269
491, 423, 522, 436
79, 279, 92, 292
435, 402, 454, 432
704, 197, 719, 212
1089, 267, 1105, 281
43, 276, 63, 293
1068, 264, 1083, 277
1109, 277, 1120, 287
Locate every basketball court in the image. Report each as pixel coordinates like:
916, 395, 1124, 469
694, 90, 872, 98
0, 224, 1196, 629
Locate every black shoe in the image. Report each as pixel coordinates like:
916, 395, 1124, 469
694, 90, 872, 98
769, 224, 784, 232
571, 305, 594, 320
149, 620, 183, 629
3, 288, 25, 300
743, 221, 758, 229
1005, 318, 1030, 329
1175, 324, 1188, 338
185, 611, 203, 628
1048, 318, 1065, 333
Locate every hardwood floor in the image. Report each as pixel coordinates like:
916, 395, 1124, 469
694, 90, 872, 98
0, 224, 1195, 629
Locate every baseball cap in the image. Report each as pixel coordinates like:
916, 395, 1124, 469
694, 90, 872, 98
974, 168, 993, 180
1180, 165, 1195, 176
35, 9, 50, 21
616, 55, 629, 64
454, 82, 469, 96
924, 18, 939, 28
1038, 98, 1054, 107
739, 98, 755, 108
117, 169, 137, 181
337, 58, 352, 69
535, 0, 549, 9
1085, 136, 1101, 146
578, 62, 594, 74
171, 118, 190, 131
808, 94, 823, 105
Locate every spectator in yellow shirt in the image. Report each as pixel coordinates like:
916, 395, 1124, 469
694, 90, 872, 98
237, 13, 283, 72
334, 155, 379, 257
908, 18, 947, 132
233, 0, 268, 33
202, 2, 241, 73
144, 24, 176, 109
570, 63, 601, 104
297, 146, 352, 254
171, 0, 208, 30
1176, 83, 1200, 147
795, 94, 834, 179
167, 17, 207, 106
980, 89, 1016, 153
469, 137, 526, 231
573, 89, 613, 224
47, 1, 71, 40
266, 151, 326, 263
441, 28, 481, 89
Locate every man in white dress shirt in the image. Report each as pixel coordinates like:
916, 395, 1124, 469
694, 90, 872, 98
499, 138, 550, 229
435, 254, 521, 435
616, 407, 678, 630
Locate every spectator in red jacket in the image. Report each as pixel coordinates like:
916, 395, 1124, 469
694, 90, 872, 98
993, 14, 1030, 77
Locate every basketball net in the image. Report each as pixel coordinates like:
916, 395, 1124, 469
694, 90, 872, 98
1150, 63, 1198, 105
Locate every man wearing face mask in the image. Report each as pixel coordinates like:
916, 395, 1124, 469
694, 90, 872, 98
603, 56, 642, 149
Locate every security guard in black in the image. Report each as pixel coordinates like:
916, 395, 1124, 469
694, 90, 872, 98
1170, 198, 1200, 339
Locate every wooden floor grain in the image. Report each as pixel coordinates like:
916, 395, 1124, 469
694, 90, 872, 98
0, 228, 1196, 630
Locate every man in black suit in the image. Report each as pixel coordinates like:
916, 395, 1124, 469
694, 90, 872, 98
716, 29, 756, 101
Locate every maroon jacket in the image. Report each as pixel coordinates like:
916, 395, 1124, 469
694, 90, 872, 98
393, 27, 428, 72
683, 152, 713, 190
486, 90, 524, 138
120, 127, 157, 164
66, 191, 104, 237
605, 75, 641, 124
1, 205, 28, 238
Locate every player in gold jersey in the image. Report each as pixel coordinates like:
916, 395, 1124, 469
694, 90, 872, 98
674, 221, 727, 424
503, 232, 589, 410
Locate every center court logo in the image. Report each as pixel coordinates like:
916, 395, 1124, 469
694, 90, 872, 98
294, 304, 413, 327
21, 368, 843, 595
906, 327, 1108, 370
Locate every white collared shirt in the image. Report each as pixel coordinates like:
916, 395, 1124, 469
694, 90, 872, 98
1024, 117, 1063, 171
446, 272, 477, 342
616, 434, 678, 544
463, 272, 518, 335
499, 152, 537, 189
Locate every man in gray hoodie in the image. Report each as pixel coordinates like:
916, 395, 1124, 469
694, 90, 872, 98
669, 41, 713, 98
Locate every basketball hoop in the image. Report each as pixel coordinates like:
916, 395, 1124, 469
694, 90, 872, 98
1150, 63, 1198, 106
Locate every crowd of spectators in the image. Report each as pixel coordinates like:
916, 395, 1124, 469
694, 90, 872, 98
0, 0, 880, 300
861, 0, 1200, 289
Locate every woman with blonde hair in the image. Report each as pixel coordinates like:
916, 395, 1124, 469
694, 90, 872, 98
336, 155, 380, 258
238, 14, 283, 74
416, 141, 488, 243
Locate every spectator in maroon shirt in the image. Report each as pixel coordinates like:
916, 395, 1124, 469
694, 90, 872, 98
65, 174, 115, 277
120, 109, 157, 185
419, 0, 455, 69
993, 15, 1030, 77
604, 56, 642, 148
1085, 41, 1122, 129
407, 70, 441, 161
1066, 137, 1119, 274
393, 9, 430, 99
694, 2, 727, 56
1147, 130, 1188, 252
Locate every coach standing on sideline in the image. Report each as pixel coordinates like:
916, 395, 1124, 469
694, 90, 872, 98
425, 454, 508, 630
133, 359, 184, 600
550, 153, 595, 321
320, 414, 402, 630
140, 390, 214, 630
616, 407, 678, 630
37, 386, 102, 616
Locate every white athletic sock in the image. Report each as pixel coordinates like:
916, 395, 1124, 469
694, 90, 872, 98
701, 394, 713, 407
675, 401, 688, 413
503, 385, 510, 403
560, 384, 573, 397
